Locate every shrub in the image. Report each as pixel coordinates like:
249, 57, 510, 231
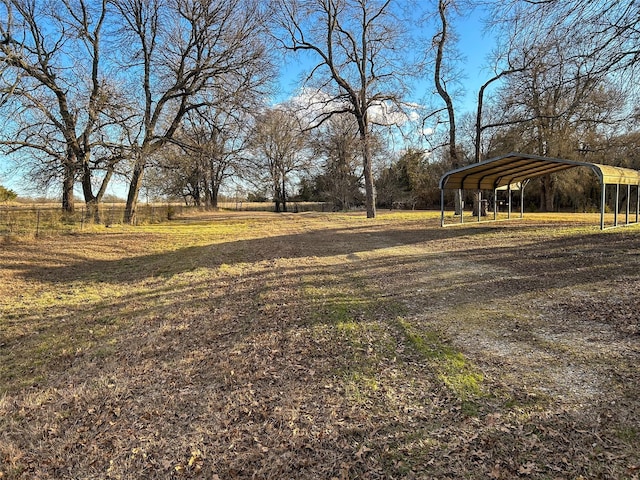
0, 185, 17, 202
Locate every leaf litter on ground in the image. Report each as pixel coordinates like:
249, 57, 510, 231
0, 211, 639, 479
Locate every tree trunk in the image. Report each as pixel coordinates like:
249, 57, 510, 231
273, 180, 282, 213
540, 175, 555, 212
435, 0, 460, 215
472, 191, 480, 217
360, 127, 376, 218
62, 162, 75, 214
211, 182, 219, 209
96, 166, 114, 205
281, 176, 287, 213
124, 160, 145, 225
193, 184, 202, 207
85, 198, 100, 223
80, 158, 101, 223
202, 166, 212, 208
203, 184, 212, 208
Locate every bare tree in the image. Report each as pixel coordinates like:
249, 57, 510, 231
490, 0, 640, 75
432, 0, 460, 168
156, 106, 251, 208
488, 35, 625, 210
429, 0, 471, 213
113, 0, 273, 224
0, 0, 122, 220
309, 114, 363, 210
311, 114, 368, 210
250, 106, 311, 213
472, 30, 537, 163
274, 0, 410, 218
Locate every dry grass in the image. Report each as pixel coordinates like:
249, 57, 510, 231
1, 210, 639, 479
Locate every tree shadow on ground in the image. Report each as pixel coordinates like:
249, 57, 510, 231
7, 223, 491, 284
2, 220, 640, 479
10, 229, 637, 328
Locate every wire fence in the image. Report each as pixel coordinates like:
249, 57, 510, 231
0, 204, 181, 237
0, 201, 333, 238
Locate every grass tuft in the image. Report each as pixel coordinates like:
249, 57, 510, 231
395, 317, 485, 402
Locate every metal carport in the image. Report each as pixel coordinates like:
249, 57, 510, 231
439, 152, 640, 229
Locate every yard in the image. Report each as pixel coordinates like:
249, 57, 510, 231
1, 210, 639, 479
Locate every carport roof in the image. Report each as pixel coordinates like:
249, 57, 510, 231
439, 152, 640, 190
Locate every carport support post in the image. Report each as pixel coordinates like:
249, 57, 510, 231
600, 183, 606, 230
440, 189, 445, 227
477, 190, 482, 222
507, 185, 512, 219
493, 189, 497, 220
626, 184, 631, 225
615, 184, 620, 227
520, 183, 525, 219
636, 185, 639, 224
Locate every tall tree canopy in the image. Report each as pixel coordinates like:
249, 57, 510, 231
1, 0, 639, 218
114, 0, 273, 223
274, 0, 412, 218
0, 0, 124, 220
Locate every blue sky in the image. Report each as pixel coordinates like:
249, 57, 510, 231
277, 4, 496, 113
450, 8, 497, 113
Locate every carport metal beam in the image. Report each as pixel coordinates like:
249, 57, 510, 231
601, 183, 606, 230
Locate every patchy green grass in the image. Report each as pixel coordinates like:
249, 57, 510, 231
395, 317, 485, 402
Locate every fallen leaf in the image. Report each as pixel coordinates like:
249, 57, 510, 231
489, 463, 502, 479
518, 462, 536, 475
355, 445, 372, 462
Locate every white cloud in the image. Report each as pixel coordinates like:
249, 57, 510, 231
283, 88, 422, 129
